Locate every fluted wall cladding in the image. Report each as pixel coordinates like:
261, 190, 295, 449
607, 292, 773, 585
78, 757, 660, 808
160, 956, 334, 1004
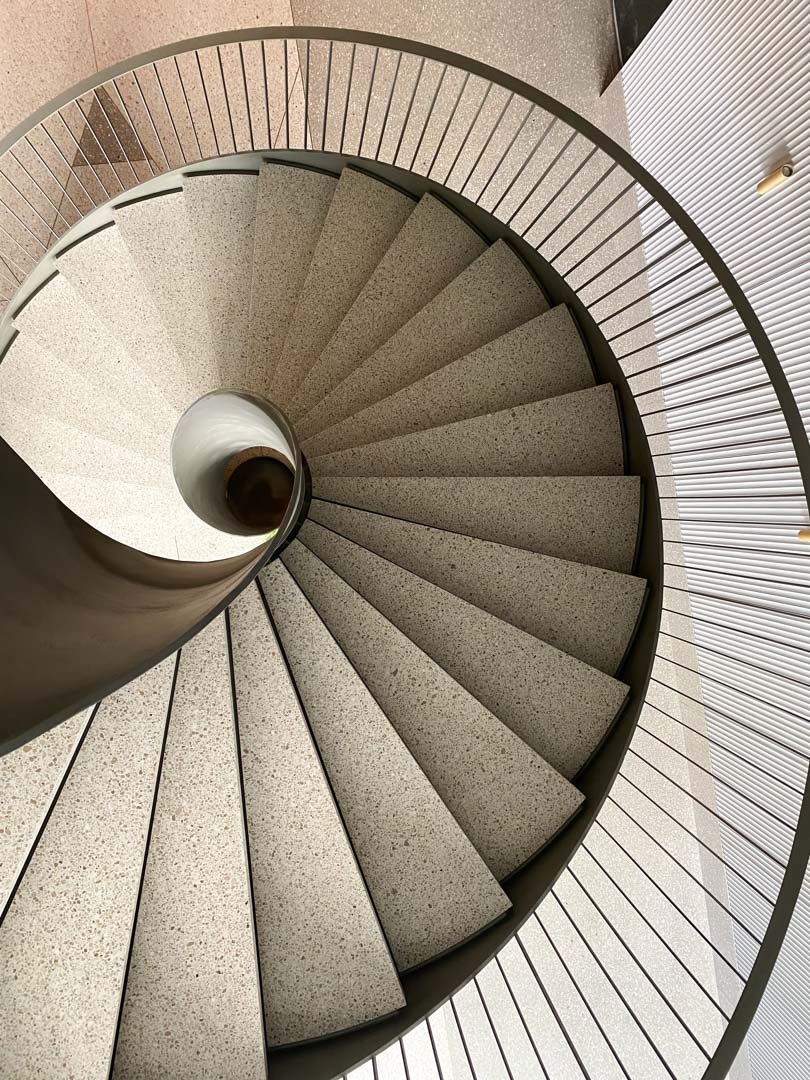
0, 19, 807, 1080
617, 1, 810, 1076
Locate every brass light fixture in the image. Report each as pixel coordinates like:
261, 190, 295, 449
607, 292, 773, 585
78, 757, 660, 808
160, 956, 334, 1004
757, 163, 794, 194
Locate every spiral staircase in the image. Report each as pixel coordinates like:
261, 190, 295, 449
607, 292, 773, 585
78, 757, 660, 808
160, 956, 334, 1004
0, 27, 807, 1080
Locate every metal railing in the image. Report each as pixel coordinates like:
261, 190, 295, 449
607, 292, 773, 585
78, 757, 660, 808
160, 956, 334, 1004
0, 28, 808, 1080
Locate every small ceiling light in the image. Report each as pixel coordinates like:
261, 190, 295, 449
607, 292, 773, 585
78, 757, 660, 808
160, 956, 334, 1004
757, 163, 794, 195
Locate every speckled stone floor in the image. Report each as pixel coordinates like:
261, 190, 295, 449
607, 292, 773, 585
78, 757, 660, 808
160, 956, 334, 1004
0, 0, 626, 148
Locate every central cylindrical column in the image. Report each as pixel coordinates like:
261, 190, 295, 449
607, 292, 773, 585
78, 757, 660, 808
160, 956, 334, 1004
171, 391, 300, 537
223, 446, 296, 531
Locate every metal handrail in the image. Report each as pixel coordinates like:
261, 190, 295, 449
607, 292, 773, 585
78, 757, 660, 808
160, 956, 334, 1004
0, 27, 807, 1080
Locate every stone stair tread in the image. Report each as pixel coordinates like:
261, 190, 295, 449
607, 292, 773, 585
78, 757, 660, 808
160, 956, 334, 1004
303, 303, 595, 458
89, 502, 255, 562
228, 582, 405, 1046
246, 164, 338, 398
281, 540, 585, 880
262, 559, 511, 970
0, 330, 166, 460
310, 384, 624, 478
269, 168, 414, 408
183, 172, 258, 389
311, 474, 642, 573
0, 660, 175, 1080
12, 274, 178, 447
297, 239, 549, 443
288, 193, 487, 420
297, 520, 629, 779
308, 499, 646, 674
111, 625, 265, 1079
114, 190, 220, 391
56, 223, 201, 411
0, 710, 89, 909
0, 392, 164, 488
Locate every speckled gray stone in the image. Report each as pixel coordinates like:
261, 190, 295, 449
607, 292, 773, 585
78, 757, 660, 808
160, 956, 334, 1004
115, 191, 220, 392
297, 239, 548, 443
311, 384, 623, 478
36, 471, 253, 561
262, 559, 510, 969
0, 709, 89, 910
496, 935, 586, 1079
308, 500, 646, 674
56, 223, 202, 411
0, 659, 174, 1080
280, 541, 584, 880
288, 193, 486, 420
245, 164, 337, 397
0, 391, 161, 487
312, 475, 641, 572
112, 622, 265, 1080
0, 403, 250, 558
303, 303, 594, 457
0, 183, 52, 263
12, 273, 178, 451
183, 173, 258, 389
298, 520, 628, 779
35, 470, 253, 562
270, 169, 414, 408
0, 330, 165, 459
228, 583, 404, 1044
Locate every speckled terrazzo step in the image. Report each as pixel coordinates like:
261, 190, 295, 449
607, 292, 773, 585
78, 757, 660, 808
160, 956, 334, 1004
310, 383, 624, 478
302, 303, 594, 458
114, 190, 221, 391
311, 475, 642, 573
0, 330, 167, 460
0, 392, 165, 487
262, 560, 511, 970
32, 471, 252, 561
280, 540, 584, 880
11, 273, 178, 448
297, 520, 629, 779
0, 385, 251, 560
0, 709, 89, 908
287, 193, 487, 421
0, 338, 256, 560
183, 172, 258, 390
111, 624, 266, 1080
55, 223, 200, 412
228, 582, 405, 1046
245, 164, 338, 398
269, 168, 414, 408
0, 660, 174, 1080
307, 500, 646, 674
296, 239, 548, 443
92, 508, 255, 562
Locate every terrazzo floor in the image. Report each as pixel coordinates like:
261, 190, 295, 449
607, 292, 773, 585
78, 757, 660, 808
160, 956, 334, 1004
0, 0, 626, 147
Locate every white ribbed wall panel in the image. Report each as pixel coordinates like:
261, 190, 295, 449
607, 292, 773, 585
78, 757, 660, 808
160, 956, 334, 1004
618, 2, 810, 1076
621, 0, 810, 427
320, 11, 810, 1074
